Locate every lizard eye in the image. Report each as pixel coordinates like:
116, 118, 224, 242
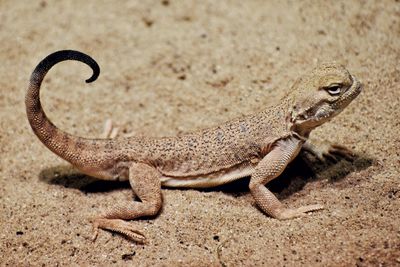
325, 84, 342, 96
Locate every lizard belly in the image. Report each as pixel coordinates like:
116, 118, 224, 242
160, 163, 256, 188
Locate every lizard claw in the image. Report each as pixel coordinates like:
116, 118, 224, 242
90, 217, 102, 242
326, 144, 355, 161
303, 142, 355, 163
102, 119, 138, 139
91, 218, 147, 243
274, 204, 324, 220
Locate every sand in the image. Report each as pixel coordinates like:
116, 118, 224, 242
1, 0, 399, 266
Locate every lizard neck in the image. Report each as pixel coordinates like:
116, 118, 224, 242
249, 99, 294, 141
280, 93, 313, 139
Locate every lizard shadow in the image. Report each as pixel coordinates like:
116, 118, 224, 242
39, 152, 374, 199
39, 165, 129, 193
195, 151, 375, 199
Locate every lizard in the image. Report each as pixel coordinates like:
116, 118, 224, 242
26, 50, 362, 243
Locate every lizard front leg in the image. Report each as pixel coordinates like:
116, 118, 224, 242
249, 137, 323, 219
92, 162, 162, 242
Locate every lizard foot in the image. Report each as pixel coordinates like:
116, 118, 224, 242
91, 218, 146, 243
274, 204, 324, 220
102, 119, 137, 139
324, 144, 355, 161
102, 119, 119, 139
303, 142, 355, 162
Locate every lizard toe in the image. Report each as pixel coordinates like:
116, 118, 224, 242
296, 204, 324, 213
102, 119, 119, 139
329, 144, 355, 161
91, 218, 147, 243
274, 204, 324, 220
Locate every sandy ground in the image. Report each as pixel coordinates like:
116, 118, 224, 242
1, 0, 399, 266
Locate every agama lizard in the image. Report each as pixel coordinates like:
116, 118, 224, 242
26, 50, 362, 242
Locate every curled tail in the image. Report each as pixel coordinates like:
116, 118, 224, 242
26, 50, 100, 165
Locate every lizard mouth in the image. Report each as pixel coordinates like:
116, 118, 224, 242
296, 75, 363, 124
332, 75, 362, 111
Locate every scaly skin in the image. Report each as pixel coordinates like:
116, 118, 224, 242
26, 50, 362, 242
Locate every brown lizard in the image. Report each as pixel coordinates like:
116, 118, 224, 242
26, 50, 362, 243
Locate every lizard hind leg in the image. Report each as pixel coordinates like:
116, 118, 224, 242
91, 163, 162, 243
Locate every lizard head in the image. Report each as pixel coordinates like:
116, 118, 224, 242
289, 62, 362, 135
